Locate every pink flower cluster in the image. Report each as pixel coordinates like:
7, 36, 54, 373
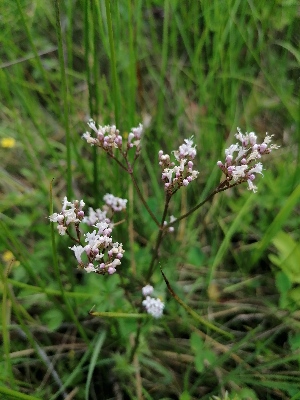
49, 197, 85, 236
82, 120, 143, 156
159, 137, 199, 194
49, 194, 127, 275
69, 225, 124, 275
217, 128, 279, 193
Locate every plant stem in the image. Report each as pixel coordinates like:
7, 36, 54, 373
164, 181, 241, 229
130, 172, 160, 227
54, 0, 73, 199
146, 194, 172, 281
160, 266, 234, 339
105, 0, 120, 126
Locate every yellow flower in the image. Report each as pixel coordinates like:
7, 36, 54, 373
2, 250, 20, 267
0, 137, 16, 148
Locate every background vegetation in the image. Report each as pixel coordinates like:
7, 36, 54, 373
0, 0, 300, 399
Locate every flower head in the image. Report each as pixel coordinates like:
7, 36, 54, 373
82, 120, 144, 157
217, 128, 279, 192
159, 137, 199, 194
142, 296, 164, 318
142, 285, 154, 296
103, 193, 128, 212
49, 197, 85, 235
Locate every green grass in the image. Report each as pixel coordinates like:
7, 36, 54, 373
0, 0, 300, 399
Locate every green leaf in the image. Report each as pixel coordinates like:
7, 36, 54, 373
289, 333, 300, 352
252, 184, 300, 266
288, 287, 300, 307
41, 308, 64, 331
194, 349, 216, 373
275, 271, 292, 309
85, 330, 106, 400
179, 391, 191, 400
190, 332, 204, 353
271, 231, 300, 283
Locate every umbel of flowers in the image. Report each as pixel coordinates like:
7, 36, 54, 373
50, 121, 279, 318
217, 128, 279, 193
158, 137, 199, 195
142, 285, 164, 318
49, 194, 126, 275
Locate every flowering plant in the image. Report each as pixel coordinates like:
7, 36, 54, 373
50, 122, 278, 321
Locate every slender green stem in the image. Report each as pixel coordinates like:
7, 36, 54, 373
92, 0, 100, 205
127, 0, 137, 125
0, 386, 41, 400
84, 0, 94, 117
1, 265, 15, 388
54, 0, 73, 199
129, 322, 143, 363
160, 266, 234, 339
164, 181, 241, 229
146, 194, 171, 281
84, 0, 100, 205
1, 276, 67, 398
105, 0, 120, 126
16, 0, 58, 114
89, 311, 147, 319
130, 172, 160, 227
156, 0, 170, 127
107, 152, 129, 171
7, 279, 92, 299
0, 220, 39, 285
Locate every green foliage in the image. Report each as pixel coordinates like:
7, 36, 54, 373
271, 231, 300, 309
190, 333, 217, 373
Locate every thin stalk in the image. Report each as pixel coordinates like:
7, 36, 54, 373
157, 0, 170, 127
0, 221, 39, 285
1, 264, 15, 388
129, 322, 143, 363
146, 194, 171, 281
2, 282, 68, 398
146, 181, 241, 281
104, 0, 120, 126
92, 0, 100, 205
160, 266, 234, 339
84, 0, 100, 205
54, 0, 73, 199
0, 386, 41, 400
164, 181, 241, 229
16, 0, 58, 114
83, 0, 93, 115
130, 172, 160, 227
127, 0, 137, 124
7, 279, 92, 299
89, 311, 147, 319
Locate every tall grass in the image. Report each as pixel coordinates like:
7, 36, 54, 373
0, 0, 299, 399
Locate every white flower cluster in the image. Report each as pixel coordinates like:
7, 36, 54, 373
103, 193, 128, 212
49, 197, 85, 235
49, 194, 127, 276
163, 215, 177, 232
82, 207, 109, 226
142, 285, 164, 318
217, 128, 279, 193
127, 123, 143, 150
159, 137, 199, 194
69, 227, 124, 275
82, 120, 143, 155
82, 193, 127, 226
